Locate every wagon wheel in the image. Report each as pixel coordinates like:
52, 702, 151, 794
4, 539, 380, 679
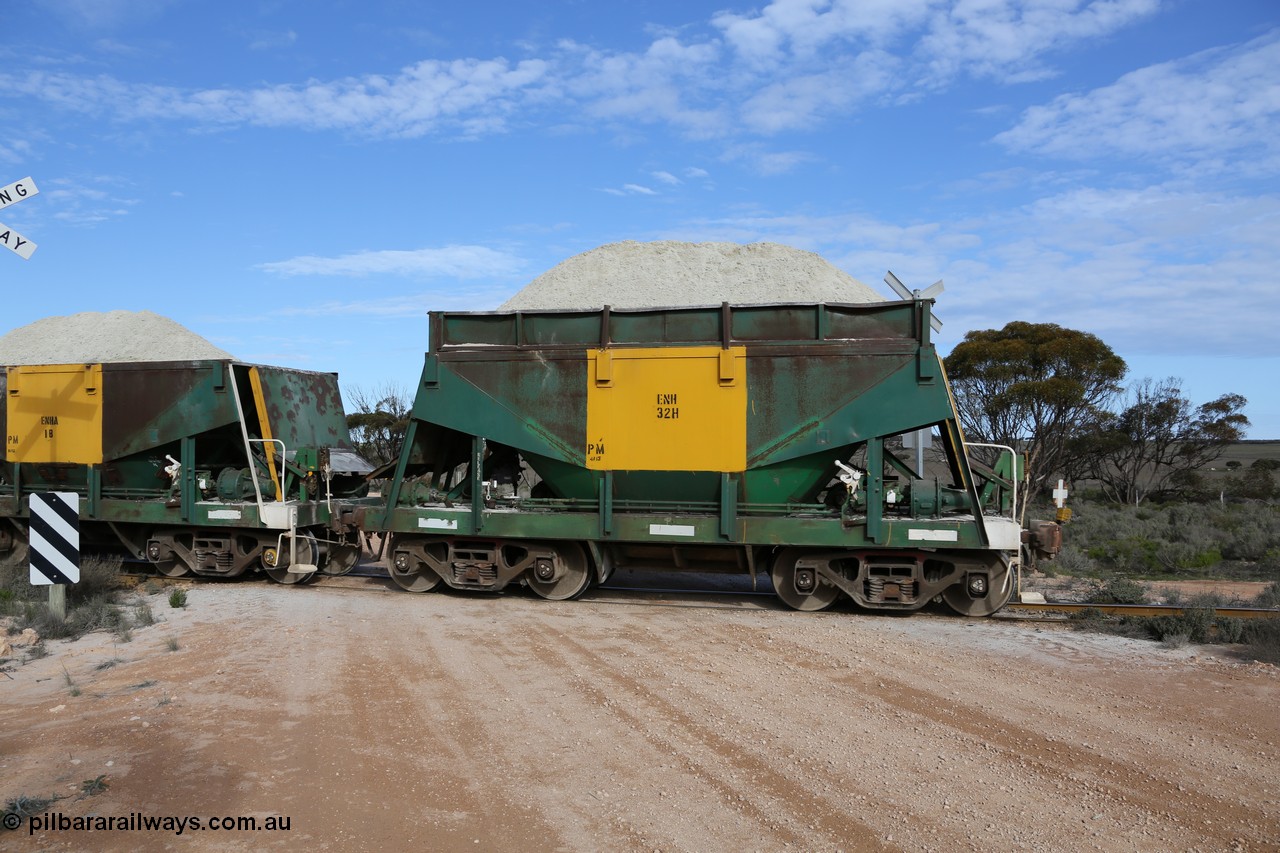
525, 541, 592, 601
263, 532, 319, 585
323, 538, 362, 576
146, 535, 192, 578
941, 559, 1014, 617
770, 547, 842, 611
387, 537, 443, 593
152, 554, 193, 578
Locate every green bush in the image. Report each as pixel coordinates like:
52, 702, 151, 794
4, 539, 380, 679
0, 555, 128, 641
1213, 616, 1246, 644
133, 601, 156, 627
1063, 500, 1280, 579
1148, 608, 1214, 644
1240, 620, 1280, 663
1254, 582, 1280, 608
1052, 544, 1097, 575
1088, 577, 1148, 605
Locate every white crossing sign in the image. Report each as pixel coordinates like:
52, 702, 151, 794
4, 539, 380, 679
0, 176, 39, 211
0, 176, 39, 259
0, 223, 36, 259
29, 493, 80, 585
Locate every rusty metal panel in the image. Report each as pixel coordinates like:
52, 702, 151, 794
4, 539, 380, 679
248, 365, 352, 451
100, 361, 238, 460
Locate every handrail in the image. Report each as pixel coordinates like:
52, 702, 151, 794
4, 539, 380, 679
965, 441, 1020, 602
964, 442, 1019, 525
248, 439, 288, 501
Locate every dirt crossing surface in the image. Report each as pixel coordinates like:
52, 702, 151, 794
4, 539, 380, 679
2, 578, 1278, 852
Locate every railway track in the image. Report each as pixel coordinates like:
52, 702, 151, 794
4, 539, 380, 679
1001, 601, 1279, 620
119, 561, 1280, 621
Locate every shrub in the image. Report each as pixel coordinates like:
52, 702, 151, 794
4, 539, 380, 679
132, 600, 155, 626
1053, 544, 1097, 575
80, 775, 109, 797
68, 557, 124, 603
1069, 606, 1107, 629
65, 595, 126, 635
167, 588, 187, 609
0, 555, 129, 641
1240, 620, 1280, 663
1148, 608, 1214, 644
1089, 577, 1148, 605
1214, 616, 1246, 644
4, 792, 65, 822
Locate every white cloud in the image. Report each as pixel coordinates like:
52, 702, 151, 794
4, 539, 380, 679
918, 0, 1160, 85
601, 184, 659, 196
4, 1, 1166, 142
256, 246, 524, 279
681, 184, 1280, 360
714, 0, 1159, 88
996, 31, 1280, 172
38, 176, 136, 226
652, 170, 681, 185
737, 51, 899, 133
721, 143, 817, 176
0, 137, 33, 164
565, 36, 729, 138
4, 57, 554, 138
713, 0, 934, 66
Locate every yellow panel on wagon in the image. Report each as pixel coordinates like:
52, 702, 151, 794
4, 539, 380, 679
585, 346, 746, 472
6, 364, 104, 464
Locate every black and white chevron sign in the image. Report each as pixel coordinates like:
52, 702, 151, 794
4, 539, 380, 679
29, 492, 80, 585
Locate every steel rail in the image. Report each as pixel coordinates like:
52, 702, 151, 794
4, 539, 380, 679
117, 560, 1280, 619
1002, 601, 1278, 620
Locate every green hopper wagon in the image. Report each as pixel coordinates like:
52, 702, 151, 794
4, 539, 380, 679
371, 299, 1038, 615
0, 360, 374, 582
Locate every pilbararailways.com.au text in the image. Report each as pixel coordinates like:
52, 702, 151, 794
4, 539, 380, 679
11, 811, 292, 836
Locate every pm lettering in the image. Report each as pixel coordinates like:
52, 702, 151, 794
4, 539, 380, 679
656, 392, 679, 420
587, 439, 606, 461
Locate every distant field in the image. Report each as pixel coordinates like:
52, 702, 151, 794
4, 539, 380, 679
1209, 440, 1280, 471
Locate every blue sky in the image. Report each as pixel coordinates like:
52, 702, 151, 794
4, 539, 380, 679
2, 0, 1278, 436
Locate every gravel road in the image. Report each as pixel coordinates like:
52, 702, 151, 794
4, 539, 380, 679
2, 576, 1277, 852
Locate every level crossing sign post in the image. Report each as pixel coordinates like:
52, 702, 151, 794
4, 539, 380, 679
29, 492, 80, 620
0, 176, 40, 260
